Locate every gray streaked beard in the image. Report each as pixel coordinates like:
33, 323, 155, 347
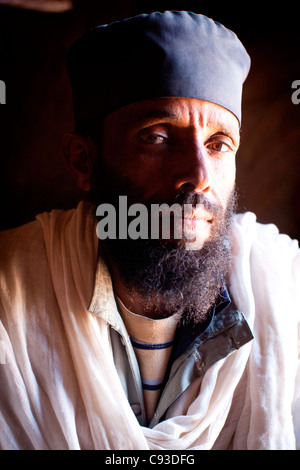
98, 190, 237, 328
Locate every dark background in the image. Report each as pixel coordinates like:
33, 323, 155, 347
0, 0, 299, 239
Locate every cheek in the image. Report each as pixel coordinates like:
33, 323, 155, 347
102, 146, 167, 199
224, 161, 236, 188
123, 153, 164, 184
134, 157, 168, 199
224, 166, 236, 202
212, 159, 236, 203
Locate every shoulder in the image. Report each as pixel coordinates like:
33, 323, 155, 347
233, 212, 300, 265
0, 204, 87, 304
0, 219, 46, 274
231, 212, 300, 318
233, 211, 299, 252
0, 201, 94, 268
0, 218, 51, 330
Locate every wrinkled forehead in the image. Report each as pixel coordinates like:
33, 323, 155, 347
102, 97, 240, 140
67, 11, 251, 133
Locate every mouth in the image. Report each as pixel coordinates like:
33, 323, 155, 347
162, 206, 213, 229
151, 203, 214, 245
182, 209, 212, 222
170, 207, 213, 246
180, 206, 213, 224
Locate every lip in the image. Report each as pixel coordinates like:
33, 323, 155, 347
158, 207, 213, 238
157, 208, 212, 247
181, 218, 211, 230
181, 208, 213, 223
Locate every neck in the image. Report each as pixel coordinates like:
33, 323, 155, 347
109, 262, 172, 320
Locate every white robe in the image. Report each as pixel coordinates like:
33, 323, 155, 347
0, 201, 299, 450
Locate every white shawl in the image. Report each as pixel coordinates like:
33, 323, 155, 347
0, 201, 299, 450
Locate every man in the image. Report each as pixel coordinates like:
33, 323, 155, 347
0, 11, 299, 450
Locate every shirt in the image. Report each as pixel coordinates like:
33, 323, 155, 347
1, 203, 299, 449
88, 258, 254, 428
116, 296, 178, 424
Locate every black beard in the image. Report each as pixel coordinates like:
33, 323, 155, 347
94, 188, 237, 328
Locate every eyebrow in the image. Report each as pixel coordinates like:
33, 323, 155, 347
217, 123, 241, 146
134, 109, 181, 125
210, 122, 240, 140
131, 107, 240, 145
136, 109, 238, 128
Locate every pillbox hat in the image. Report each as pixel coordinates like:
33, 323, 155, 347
67, 11, 251, 131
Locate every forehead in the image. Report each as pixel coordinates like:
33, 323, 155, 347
103, 97, 240, 136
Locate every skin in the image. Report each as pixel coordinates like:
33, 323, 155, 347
63, 97, 240, 317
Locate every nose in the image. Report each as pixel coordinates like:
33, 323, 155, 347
174, 140, 212, 194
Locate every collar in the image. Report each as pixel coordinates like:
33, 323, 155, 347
88, 254, 254, 359
88, 254, 125, 332
170, 284, 231, 361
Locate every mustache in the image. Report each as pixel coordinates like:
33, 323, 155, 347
92, 164, 231, 221
145, 191, 224, 219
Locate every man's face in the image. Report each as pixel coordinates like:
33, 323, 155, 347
91, 97, 240, 324
98, 97, 239, 248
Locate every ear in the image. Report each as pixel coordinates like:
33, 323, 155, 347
62, 133, 94, 191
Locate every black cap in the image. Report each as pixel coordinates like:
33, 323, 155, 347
67, 11, 251, 132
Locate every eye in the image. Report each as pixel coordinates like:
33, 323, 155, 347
141, 134, 166, 144
137, 126, 169, 145
207, 139, 234, 154
209, 142, 229, 152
